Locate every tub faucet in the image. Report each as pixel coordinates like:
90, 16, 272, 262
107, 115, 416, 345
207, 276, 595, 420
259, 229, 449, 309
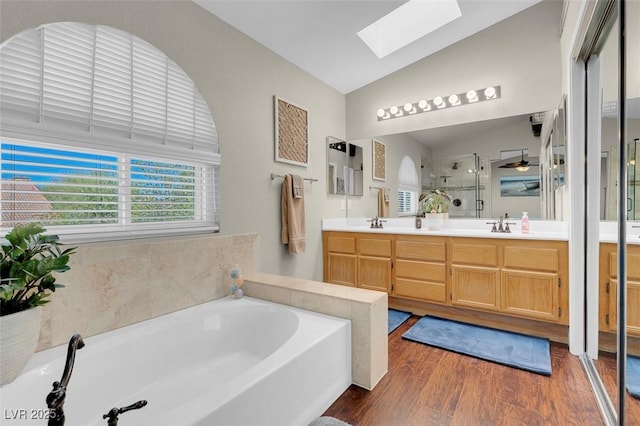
46, 334, 85, 426
103, 400, 148, 426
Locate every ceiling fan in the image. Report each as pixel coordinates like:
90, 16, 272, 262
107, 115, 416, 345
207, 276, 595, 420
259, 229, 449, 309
498, 150, 538, 171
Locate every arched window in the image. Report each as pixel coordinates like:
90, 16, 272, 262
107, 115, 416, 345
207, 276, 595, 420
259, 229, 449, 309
0, 22, 220, 240
397, 155, 420, 215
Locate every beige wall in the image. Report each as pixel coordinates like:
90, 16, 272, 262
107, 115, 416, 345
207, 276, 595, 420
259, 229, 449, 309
0, 0, 346, 282
345, 0, 563, 141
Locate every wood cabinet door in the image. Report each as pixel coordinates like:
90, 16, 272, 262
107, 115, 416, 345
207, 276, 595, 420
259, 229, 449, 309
358, 256, 392, 292
608, 279, 640, 337
327, 253, 357, 287
501, 270, 559, 322
451, 265, 500, 311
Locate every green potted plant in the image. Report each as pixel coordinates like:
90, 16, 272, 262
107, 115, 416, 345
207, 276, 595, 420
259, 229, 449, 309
420, 189, 451, 229
0, 223, 76, 385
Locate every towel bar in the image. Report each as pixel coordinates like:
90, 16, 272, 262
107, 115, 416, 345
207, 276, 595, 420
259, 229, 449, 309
270, 173, 318, 182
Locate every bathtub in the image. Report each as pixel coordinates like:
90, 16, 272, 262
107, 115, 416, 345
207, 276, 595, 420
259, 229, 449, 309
0, 297, 352, 426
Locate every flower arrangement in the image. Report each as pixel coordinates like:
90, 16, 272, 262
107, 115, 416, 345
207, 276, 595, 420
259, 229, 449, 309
229, 265, 244, 299
420, 189, 451, 214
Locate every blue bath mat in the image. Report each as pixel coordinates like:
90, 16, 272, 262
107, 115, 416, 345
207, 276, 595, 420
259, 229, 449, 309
388, 309, 411, 334
628, 355, 640, 398
402, 316, 552, 376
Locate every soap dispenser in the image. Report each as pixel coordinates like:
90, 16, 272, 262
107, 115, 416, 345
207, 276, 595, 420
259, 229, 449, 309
521, 211, 529, 234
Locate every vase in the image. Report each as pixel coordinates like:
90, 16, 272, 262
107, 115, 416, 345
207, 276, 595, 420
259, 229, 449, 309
0, 307, 42, 385
424, 213, 446, 230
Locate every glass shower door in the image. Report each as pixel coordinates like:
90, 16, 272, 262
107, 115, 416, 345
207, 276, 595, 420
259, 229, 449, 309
432, 153, 490, 218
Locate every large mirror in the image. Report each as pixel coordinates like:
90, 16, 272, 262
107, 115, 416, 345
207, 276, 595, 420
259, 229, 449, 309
352, 112, 564, 220
327, 136, 363, 196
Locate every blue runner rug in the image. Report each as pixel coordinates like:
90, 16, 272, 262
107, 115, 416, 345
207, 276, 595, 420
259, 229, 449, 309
402, 315, 552, 375
388, 309, 411, 334
628, 355, 640, 398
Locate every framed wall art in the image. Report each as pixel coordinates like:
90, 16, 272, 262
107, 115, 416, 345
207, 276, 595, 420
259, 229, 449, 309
372, 139, 386, 181
499, 175, 541, 197
274, 96, 308, 167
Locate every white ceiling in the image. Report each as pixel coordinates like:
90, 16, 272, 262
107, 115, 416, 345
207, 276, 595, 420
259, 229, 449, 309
193, 0, 543, 94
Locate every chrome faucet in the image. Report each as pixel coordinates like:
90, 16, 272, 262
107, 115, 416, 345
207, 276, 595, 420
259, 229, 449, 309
367, 216, 386, 229
46, 334, 85, 426
103, 400, 148, 426
487, 216, 516, 233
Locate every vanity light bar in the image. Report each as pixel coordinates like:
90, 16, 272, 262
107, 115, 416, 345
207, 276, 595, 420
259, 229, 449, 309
376, 85, 501, 121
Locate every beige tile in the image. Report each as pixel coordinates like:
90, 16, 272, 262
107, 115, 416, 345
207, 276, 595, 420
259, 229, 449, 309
243, 282, 291, 306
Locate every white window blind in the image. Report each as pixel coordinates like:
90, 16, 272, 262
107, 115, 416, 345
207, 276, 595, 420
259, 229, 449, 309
0, 22, 220, 238
397, 155, 420, 215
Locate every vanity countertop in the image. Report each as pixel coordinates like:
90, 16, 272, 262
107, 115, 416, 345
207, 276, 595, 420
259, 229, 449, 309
598, 222, 640, 244
322, 218, 569, 241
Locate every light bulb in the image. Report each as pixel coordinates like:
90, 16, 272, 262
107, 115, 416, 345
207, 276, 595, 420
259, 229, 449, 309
418, 100, 428, 110
466, 90, 478, 102
434, 96, 445, 108
448, 94, 460, 106
377, 109, 385, 118
484, 86, 497, 99
404, 102, 414, 113
516, 165, 530, 172
390, 106, 399, 115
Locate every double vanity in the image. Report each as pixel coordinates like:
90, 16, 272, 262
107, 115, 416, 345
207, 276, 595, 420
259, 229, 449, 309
323, 217, 640, 350
323, 218, 570, 342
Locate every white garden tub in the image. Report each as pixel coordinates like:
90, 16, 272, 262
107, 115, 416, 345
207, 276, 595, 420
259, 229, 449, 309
0, 297, 352, 425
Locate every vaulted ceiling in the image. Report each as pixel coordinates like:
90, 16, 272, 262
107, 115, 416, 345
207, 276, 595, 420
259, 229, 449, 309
194, 0, 543, 94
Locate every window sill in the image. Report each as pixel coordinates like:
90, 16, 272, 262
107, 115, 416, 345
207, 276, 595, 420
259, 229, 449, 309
51, 226, 220, 245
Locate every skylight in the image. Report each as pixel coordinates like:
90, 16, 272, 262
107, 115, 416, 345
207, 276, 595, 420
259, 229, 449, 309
357, 0, 462, 59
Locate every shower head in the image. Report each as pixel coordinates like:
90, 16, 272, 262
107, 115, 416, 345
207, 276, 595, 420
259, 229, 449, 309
452, 162, 458, 170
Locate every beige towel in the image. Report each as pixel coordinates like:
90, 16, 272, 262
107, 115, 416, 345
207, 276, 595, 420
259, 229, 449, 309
292, 174, 304, 199
378, 188, 390, 217
281, 174, 305, 254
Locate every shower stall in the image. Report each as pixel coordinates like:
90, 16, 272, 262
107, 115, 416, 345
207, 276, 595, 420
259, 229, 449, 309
428, 153, 491, 218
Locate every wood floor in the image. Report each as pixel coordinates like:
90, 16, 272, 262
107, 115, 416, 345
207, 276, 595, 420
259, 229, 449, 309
595, 351, 640, 423
323, 315, 640, 426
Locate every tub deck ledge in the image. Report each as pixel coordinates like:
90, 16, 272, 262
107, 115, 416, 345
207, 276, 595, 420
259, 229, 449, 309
244, 272, 388, 390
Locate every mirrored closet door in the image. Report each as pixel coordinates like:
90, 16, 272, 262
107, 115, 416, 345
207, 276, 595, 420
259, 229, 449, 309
581, 0, 639, 423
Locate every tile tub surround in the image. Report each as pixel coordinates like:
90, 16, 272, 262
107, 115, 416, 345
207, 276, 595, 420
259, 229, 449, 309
39, 233, 260, 351
243, 272, 388, 391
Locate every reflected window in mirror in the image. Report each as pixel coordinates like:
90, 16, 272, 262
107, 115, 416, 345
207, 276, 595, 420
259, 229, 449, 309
398, 155, 420, 215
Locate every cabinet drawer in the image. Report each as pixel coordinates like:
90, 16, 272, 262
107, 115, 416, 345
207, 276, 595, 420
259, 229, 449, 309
395, 278, 447, 303
395, 259, 446, 282
451, 243, 498, 267
359, 237, 392, 257
396, 240, 445, 262
609, 252, 640, 279
503, 246, 559, 272
327, 235, 356, 254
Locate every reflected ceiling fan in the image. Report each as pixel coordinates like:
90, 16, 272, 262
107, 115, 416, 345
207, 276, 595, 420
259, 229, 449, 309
498, 150, 538, 172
